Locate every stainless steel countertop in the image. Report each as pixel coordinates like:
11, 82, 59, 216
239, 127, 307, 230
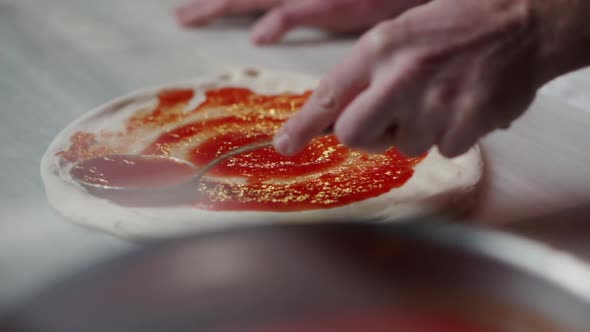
2, 0, 590, 312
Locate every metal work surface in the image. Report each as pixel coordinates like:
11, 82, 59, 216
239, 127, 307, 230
2, 0, 590, 312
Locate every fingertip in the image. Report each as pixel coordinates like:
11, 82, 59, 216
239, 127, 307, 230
274, 134, 307, 156
397, 143, 432, 158
251, 35, 266, 45
272, 132, 294, 155
252, 5, 299, 45
395, 126, 435, 158
251, 31, 275, 46
439, 112, 494, 158
251, 18, 284, 45
438, 144, 467, 159
332, 120, 360, 148
438, 138, 458, 158
438, 130, 472, 158
274, 109, 330, 156
175, 8, 204, 27
175, 0, 225, 27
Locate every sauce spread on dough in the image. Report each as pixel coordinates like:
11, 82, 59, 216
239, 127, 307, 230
58, 88, 426, 211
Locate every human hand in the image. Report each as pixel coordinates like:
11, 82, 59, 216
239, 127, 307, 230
273, 0, 590, 158
176, 0, 428, 45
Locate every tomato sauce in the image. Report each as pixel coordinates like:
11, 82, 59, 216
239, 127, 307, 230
60, 88, 426, 211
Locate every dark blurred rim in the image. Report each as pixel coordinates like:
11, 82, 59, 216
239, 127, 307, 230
173, 218, 590, 306
143, 217, 590, 306
3, 218, 590, 330
385, 221, 590, 305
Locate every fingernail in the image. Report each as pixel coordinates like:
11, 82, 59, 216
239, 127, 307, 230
273, 133, 294, 155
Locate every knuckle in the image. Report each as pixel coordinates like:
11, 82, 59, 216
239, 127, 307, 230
386, 16, 416, 44
372, 20, 395, 36
425, 83, 456, 110
459, 90, 488, 113
376, 50, 434, 89
507, 1, 535, 32
404, 55, 428, 75
359, 21, 396, 57
400, 48, 444, 79
424, 89, 445, 111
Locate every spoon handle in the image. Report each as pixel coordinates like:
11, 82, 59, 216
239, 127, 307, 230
191, 126, 334, 182
191, 141, 274, 182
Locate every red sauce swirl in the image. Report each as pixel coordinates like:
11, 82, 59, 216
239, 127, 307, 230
58, 88, 425, 211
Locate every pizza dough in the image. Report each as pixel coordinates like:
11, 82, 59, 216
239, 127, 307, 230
41, 67, 483, 239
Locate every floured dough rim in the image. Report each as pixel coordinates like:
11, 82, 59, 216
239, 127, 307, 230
41, 67, 484, 240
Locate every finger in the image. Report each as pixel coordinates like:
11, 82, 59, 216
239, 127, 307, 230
176, 0, 279, 27
251, 0, 332, 45
389, 84, 430, 157
175, 0, 229, 26
417, 77, 460, 153
438, 38, 537, 158
273, 18, 410, 155
439, 89, 533, 158
273, 50, 373, 155
439, 114, 490, 159
332, 78, 400, 150
394, 109, 428, 157
333, 53, 426, 154
438, 91, 493, 158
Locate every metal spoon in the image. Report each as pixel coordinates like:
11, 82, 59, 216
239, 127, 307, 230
72, 141, 275, 193
72, 126, 334, 196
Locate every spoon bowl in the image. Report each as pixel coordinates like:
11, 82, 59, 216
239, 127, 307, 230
71, 141, 274, 193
